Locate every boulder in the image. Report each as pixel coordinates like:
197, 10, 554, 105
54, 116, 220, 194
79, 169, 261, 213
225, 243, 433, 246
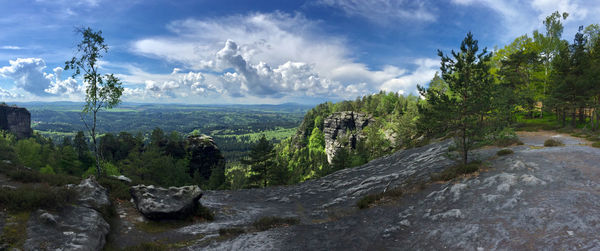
323, 111, 373, 163
24, 207, 110, 251
0, 104, 32, 139
186, 135, 225, 180
130, 184, 203, 220
69, 177, 111, 212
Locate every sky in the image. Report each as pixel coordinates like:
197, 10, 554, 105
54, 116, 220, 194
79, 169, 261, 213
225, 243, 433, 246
0, 0, 599, 105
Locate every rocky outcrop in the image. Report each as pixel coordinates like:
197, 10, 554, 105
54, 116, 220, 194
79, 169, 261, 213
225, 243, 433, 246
24, 178, 111, 251
24, 207, 110, 251
186, 135, 225, 180
0, 104, 32, 139
130, 184, 203, 220
323, 111, 373, 163
69, 177, 111, 212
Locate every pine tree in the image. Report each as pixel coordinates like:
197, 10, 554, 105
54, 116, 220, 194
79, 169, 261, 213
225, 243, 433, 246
419, 32, 495, 165
242, 135, 275, 187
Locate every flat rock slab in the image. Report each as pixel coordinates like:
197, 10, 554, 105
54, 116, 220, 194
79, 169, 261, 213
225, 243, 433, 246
131, 185, 203, 220
24, 206, 110, 251
185, 133, 600, 250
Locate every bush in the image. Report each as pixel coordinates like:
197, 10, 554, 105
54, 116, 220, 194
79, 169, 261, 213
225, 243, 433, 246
0, 185, 77, 212
252, 216, 299, 231
98, 176, 132, 201
195, 204, 214, 221
496, 149, 514, 156
219, 227, 246, 236
356, 185, 407, 209
544, 139, 564, 147
431, 161, 481, 181
356, 193, 383, 209
592, 142, 600, 148
2, 166, 80, 186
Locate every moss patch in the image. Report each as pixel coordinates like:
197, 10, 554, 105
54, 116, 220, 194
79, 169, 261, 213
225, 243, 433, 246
544, 139, 564, 147
496, 149, 514, 156
0, 212, 29, 249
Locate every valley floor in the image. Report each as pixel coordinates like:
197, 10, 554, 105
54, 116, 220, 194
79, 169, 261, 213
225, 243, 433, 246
109, 131, 600, 250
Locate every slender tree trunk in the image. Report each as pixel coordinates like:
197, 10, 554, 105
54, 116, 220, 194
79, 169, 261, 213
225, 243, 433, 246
571, 106, 577, 127
562, 108, 566, 127
462, 127, 467, 166
578, 106, 585, 125
93, 109, 101, 177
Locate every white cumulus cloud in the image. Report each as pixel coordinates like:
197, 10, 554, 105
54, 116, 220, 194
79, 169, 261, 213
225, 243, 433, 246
127, 12, 435, 101
316, 0, 437, 24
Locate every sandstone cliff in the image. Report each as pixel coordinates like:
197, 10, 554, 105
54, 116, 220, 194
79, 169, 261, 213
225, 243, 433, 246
186, 134, 225, 180
0, 105, 32, 139
323, 111, 373, 163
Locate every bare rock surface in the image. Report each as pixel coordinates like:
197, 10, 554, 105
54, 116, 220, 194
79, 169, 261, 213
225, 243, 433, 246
130, 185, 203, 220
23, 178, 111, 251
183, 132, 600, 250
24, 206, 110, 251
70, 177, 111, 212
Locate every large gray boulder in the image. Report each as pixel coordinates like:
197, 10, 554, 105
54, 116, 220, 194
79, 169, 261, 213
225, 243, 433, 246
24, 207, 110, 251
70, 177, 111, 212
130, 185, 203, 220
323, 111, 373, 163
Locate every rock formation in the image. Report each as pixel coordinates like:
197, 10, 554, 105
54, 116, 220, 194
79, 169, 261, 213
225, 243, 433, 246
24, 177, 111, 251
323, 111, 373, 163
130, 184, 203, 220
186, 134, 225, 180
0, 104, 32, 139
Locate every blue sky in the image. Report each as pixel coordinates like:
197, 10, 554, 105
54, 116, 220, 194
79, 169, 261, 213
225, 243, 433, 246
0, 0, 599, 104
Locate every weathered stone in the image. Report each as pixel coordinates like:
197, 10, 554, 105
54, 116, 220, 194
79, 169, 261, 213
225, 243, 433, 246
323, 111, 374, 163
70, 177, 111, 212
24, 207, 110, 251
186, 135, 225, 180
130, 184, 203, 220
0, 105, 32, 139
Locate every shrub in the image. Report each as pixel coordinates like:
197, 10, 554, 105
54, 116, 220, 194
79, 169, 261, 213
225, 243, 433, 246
98, 176, 132, 201
592, 142, 600, 148
3, 167, 79, 186
0, 185, 77, 212
40, 165, 56, 175
219, 227, 246, 236
0, 212, 29, 249
544, 139, 564, 147
195, 204, 214, 221
356, 193, 383, 209
252, 216, 300, 231
496, 149, 514, 156
431, 161, 481, 181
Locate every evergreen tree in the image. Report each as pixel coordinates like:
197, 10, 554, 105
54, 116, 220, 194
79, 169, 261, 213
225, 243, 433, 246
419, 32, 495, 165
242, 135, 274, 187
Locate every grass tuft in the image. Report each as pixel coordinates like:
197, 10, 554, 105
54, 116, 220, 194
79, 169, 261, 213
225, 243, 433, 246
592, 142, 600, 148
252, 216, 299, 231
431, 161, 481, 182
544, 139, 564, 147
218, 227, 246, 236
496, 149, 514, 156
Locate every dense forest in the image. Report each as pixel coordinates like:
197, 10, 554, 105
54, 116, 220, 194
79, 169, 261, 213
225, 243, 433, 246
23, 103, 308, 160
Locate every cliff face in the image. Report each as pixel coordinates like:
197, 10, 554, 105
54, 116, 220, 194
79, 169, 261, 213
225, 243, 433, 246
323, 111, 373, 163
0, 105, 32, 139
